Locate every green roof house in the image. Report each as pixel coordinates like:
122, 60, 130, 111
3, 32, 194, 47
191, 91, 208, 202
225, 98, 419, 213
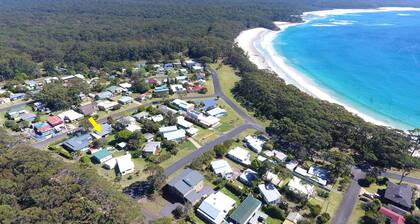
229, 196, 262, 224
92, 149, 112, 164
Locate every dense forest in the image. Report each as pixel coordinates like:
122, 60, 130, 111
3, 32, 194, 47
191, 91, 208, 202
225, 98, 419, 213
0, 128, 143, 223
1, 0, 420, 80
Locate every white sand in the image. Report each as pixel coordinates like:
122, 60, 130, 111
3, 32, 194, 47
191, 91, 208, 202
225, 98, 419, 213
235, 7, 420, 130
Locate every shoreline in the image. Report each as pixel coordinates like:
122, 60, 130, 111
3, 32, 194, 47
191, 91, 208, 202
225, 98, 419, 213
234, 7, 420, 130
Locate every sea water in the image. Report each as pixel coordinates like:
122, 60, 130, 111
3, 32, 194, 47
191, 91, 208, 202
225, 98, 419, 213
272, 11, 420, 130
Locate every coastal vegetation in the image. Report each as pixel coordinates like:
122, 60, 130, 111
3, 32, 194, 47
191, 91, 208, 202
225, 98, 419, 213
0, 128, 143, 223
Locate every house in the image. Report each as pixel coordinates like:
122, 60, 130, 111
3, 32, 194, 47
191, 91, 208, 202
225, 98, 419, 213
229, 196, 262, 224
20, 112, 36, 123
273, 150, 287, 163
197, 191, 236, 224
239, 169, 258, 186
308, 166, 329, 186
170, 84, 186, 93
144, 133, 154, 142
58, 110, 84, 122
133, 111, 149, 121
211, 160, 233, 179
186, 127, 198, 136
163, 129, 186, 142
150, 114, 164, 122
159, 126, 178, 134
10, 93, 26, 101
206, 107, 226, 117
91, 123, 112, 139
192, 64, 204, 72
103, 158, 117, 169
286, 161, 299, 171
78, 103, 98, 116
258, 183, 281, 204
118, 116, 136, 127
184, 59, 196, 68
177, 116, 194, 129
287, 177, 315, 198
172, 99, 195, 112
119, 82, 132, 90
153, 85, 170, 96
97, 100, 119, 111
105, 85, 123, 94
118, 96, 133, 105
378, 207, 406, 224
164, 63, 174, 71
156, 105, 177, 115
294, 166, 310, 177
196, 72, 206, 80
383, 182, 413, 211
244, 135, 265, 153
264, 171, 282, 186
6, 106, 27, 119
186, 111, 220, 128
116, 142, 127, 150
34, 122, 54, 138
166, 168, 205, 205
92, 149, 112, 163
0, 98, 10, 104
227, 147, 251, 165
25, 80, 37, 90
46, 116, 64, 127
187, 85, 205, 93
283, 212, 303, 224
62, 134, 92, 152
116, 154, 135, 176
126, 123, 142, 132
198, 98, 217, 111
96, 91, 113, 100
142, 141, 161, 155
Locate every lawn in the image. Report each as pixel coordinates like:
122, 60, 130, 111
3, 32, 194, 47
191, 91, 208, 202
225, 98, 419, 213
220, 187, 241, 204
210, 63, 270, 127
267, 217, 283, 224
364, 183, 386, 195
347, 200, 364, 224
160, 140, 197, 169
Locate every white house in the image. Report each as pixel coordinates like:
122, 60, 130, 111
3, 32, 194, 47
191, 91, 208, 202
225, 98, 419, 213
97, 100, 119, 111
116, 154, 135, 176
206, 107, 226, 117
258, 183, 281, 204
142, 141, 161, 155
159, 126, 178, 134
273, 150, 287, 162
287, 177, 315, 198
244, 135, 265, 153
177, 116, 194, 129
170, 84, 186, 93
211, 160, 233, 179
126, 123, 142, 132
239, 169, 258, 185
197, 191, 236, 224
163, 129, 186, 142
150, 114, 164, 122
227, 147, 251, 165
58, 110, 84, 122
186, 127, 199, 136
264, 171, 282, 186
172, 99, 194, 112
118, 96, 133, 105
186, 111, 220, 128
294, 166, 310, 177
103, 158, 117, 169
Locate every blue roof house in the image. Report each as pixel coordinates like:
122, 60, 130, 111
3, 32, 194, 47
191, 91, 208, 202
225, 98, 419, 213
10, 93, 26, 101
92, 149, 112, 163
62, 134, 92, 152
96, 91, 113, 100
91, 123, 112, 139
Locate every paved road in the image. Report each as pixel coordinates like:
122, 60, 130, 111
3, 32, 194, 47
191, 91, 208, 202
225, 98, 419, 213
382, 172, 420, 185
0, 100, 33, 112
332, 167, 365, 224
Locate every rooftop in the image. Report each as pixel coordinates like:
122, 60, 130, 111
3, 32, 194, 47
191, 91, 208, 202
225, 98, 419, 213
197, 191, 236, 224
229, 196, 262, 224
168, 168, 204, 196
384, 182, 413, 209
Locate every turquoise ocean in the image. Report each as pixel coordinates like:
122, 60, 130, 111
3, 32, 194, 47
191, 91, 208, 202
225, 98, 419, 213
271, 11, 420, 130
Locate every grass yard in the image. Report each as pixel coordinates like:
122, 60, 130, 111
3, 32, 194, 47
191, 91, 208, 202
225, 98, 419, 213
160, 140, 197, 169
364, 183, 386, 195
210, 63, 270, 127
139, 195, 168, 215
266, 217, 283, 224
347, 200, 365, 224
220, 187, 242, 204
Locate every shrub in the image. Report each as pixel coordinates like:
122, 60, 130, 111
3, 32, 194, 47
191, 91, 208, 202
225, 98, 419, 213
79, 155, 91, 164
316, 213, 331, 224
317, 190, 329, 198
263, 205, 285, 219
308, 203, 321, 217
58, 148, 72, 159
131, 150, 142, 158
225, 182, 242, 196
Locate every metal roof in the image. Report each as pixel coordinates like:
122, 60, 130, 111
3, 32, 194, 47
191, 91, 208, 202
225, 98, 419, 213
229, 196, 261, 224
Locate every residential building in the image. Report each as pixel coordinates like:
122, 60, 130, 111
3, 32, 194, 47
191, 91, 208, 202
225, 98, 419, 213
244, 135, 265, 153
172, 99, 195, 112
239, 169, 258, 186
91, 123, 112, 139
177, 116, 194, 129
96, 91, 113, 100
78, 103, 98, 116
20, 112, 36, 123
287, 177, 315, 198
62, 134, 92, 152
116, 154, 135, 176
116, 142, 127, 150
285, 161, 298, 171
150, 114, 164, 122
6, 106, 26, 119
92, 149, 112, 163
186, 110, 220, 128
199, 98, 217, 111
126, 123, 142, 132
166, 168, 204, 205
105, 85, 123, 94
211, 160, 233, 179
58, 110, 84, 122
34, 122, 54, 139
157, 105, 177, 115
163, 129, 186, 142
283, 212, 303, 224
258, 183, 281, 204
308, 166, 329, 186
143, 133, 154, 142
10, 93, 26, 101
118, 96, 133, 105
264, 171, 282, 186
46, 116, 64, 127
119, 82, 132, 90
378, 207, 406, 224
227, 147, 251, 165
197, 191, 236, 224
273, 150, 287, 163
118, 116, 136, 127
97, 100, 119, 111
229, 196, 262, 224
170, 84, 186, 93
103, 158, 117, 169
206, 107, 226, 117
159, 126, 178, 134
384, 182, 413, 211
153, 85, 169, 96
133, 111, 149, 121
186, 127, 198, 136
0, 98, 10, 104
142, 141, 161, 155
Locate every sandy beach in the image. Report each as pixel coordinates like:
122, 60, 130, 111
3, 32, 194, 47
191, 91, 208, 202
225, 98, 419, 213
234, 7, 420, 129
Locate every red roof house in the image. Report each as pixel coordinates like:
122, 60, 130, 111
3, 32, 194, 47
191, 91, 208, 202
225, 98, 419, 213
46, 116, 64, 127
34, 122, 53, 133
379, 207, 405, 224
